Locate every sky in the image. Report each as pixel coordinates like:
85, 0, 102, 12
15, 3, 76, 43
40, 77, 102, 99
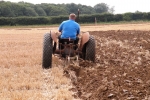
3, 0, 150, 14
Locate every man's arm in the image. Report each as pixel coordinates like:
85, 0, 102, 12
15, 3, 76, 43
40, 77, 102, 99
58, 25, 62, 32
76, 25, 80, 36
58, 22, 64, 33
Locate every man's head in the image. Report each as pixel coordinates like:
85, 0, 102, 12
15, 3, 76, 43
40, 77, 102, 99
69, 13, 76, 20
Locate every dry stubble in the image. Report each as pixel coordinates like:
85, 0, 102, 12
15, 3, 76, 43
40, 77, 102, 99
0, 28, 77, 100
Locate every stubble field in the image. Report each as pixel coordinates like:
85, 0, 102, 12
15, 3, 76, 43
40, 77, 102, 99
0, 22, 150, 100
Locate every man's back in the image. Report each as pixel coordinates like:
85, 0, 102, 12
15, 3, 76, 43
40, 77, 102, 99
59, 19, 80, 40
58, 13, 80, 40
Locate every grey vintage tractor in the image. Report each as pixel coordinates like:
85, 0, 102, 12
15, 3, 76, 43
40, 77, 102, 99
42, 31, 95, 69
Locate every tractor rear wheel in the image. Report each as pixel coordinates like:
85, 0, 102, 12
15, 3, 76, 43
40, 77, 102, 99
82, 35, 95, 62
42, 33, 53, 69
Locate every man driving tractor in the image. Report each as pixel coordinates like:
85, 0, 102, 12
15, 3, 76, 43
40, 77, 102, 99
42, 13, 95, 69
58, 13, 80, 45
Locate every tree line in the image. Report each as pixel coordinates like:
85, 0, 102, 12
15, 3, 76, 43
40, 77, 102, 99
0, 1, 114, 17
0, 1, 150, 26
0, 12, 150, 26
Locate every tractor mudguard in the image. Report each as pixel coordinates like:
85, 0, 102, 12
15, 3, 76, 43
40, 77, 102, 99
50, 30, 60, 43
79, 32, 90, 50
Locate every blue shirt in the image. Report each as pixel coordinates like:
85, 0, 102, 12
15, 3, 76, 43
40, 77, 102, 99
58, 19, 80, 40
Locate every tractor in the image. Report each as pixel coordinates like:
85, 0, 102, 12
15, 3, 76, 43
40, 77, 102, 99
42, 31, 95, 69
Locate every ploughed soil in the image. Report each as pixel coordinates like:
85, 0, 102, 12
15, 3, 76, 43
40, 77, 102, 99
64, 30, 150, 100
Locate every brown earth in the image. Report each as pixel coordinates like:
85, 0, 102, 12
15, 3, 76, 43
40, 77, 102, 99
65, 30, 150, 100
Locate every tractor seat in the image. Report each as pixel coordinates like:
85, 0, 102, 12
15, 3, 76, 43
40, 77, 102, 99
59, 38, 75, 44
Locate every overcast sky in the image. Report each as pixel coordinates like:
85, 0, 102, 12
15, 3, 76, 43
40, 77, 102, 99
4, 0, 150, 14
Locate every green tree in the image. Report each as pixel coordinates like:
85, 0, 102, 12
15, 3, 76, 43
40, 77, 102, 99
34, 5, 47, 16
23, 7, 38, 16
10, 3, 25, 16
17, 1, 38, 16
0, 1, 115, 17
94, 3, 109, 13
40, 4, 53, 16
48, 4, 68, 16
78, 5, 96, 14
0, 4, 14, 17
123, 13, 133, 21
66, 3, 79, 14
